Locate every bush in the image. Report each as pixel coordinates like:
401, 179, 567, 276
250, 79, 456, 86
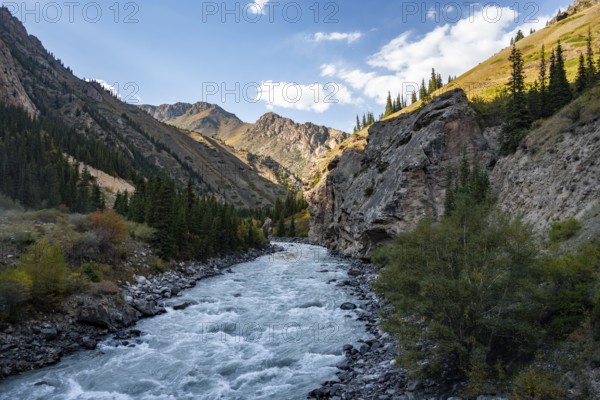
20, 238, 68, 308
127, 222, 156, 242
549, 218, 581, 243
512, 367, 567, 400
0, 268, 32, 320
92, 209, 128, 248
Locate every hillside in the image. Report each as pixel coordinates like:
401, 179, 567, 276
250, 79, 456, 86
440, 2, 600, 100
141, 102, 347, 179
0, 7, 283, 208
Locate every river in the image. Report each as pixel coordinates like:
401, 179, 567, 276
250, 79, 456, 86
0, 243, 371, 399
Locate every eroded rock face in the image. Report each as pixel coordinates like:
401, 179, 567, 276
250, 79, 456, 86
492, 115, 600, 234
307, 90, 494, 259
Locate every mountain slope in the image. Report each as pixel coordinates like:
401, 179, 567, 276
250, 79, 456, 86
140, 103, 347, 179
0, 7, 283, 208
441, 2, 600, 100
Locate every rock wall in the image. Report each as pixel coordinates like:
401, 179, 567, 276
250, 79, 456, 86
307, 90, 494, 259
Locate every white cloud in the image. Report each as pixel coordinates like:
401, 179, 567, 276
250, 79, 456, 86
313, 31, 363, 44
86, 79, 141, 104
247, 0, 270, 15
257, 80, 357, 113
322, 5, 559, 105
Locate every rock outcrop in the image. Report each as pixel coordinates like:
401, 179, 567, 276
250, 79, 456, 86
307, 90, 493, 259
492, 105, 600, 234
308, 87, 600, 259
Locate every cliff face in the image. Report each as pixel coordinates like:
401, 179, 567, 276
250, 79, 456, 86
308, 87, 600, 259
307, 90, 493, 259
491, 98, 600, 234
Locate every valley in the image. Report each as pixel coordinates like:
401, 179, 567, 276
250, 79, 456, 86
1, 1, 600, 399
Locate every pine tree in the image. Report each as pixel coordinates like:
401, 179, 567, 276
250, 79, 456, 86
585, 28, 597, 86
419, 78, 428, 101
384, 91, 393, 117
355, 115, 361, 132
548, 41, 572, 113
576, 52, 587, 93
411, 91, 418, 104
90, 183, 105, 211
396, 94, 402, 112
501, 43, 530, 154
362, 114, 367, 129
537, 44, 548, 118
514, 29, 525, 43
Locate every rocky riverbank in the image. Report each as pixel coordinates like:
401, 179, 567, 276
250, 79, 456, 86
0, 245, 280, 379
309, 259, 474, 400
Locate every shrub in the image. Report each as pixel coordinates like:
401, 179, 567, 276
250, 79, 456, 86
549, 218, 581, 243
127, 222, 156, 242
20, 238, 68, 308
92, 209, 128, 248
0, 268, 32, 320
512, 367, 567, 400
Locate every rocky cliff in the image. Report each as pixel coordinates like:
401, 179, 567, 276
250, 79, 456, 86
308, 87, 600, 259
491, 89, 600, 235
307, 90, 494, 259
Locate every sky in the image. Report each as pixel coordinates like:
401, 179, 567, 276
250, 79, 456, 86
4, 0, 569, 131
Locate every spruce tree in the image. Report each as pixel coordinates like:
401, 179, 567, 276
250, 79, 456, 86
538, 44, 548, 118
548, 41, 572, 113
585, 28, 597, 85
501, 43, 530, 154
356, 115, 361, 132
410, 91, 416, 104
514, 29, 525, 43
576, 52, 587, 93
419, 78, 428, 101
396, 94, 402, 112
384, 91, 393, 117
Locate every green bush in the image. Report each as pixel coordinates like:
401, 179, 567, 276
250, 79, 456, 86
0, 268, 32, 321
20, 238, 68, 308
549, 218, 581, 243
512, 367, 567, 400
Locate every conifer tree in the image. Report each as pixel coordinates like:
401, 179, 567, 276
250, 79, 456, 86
585, 28, 597, 85
419, 78, 428, 101
356, 115, 361, 132
548, 41, 572, 112
384, 91, 393, 117
411, 91, 418, 104
501, 43, 530, 154
576, 52, 587, 93
396, 94, 402, 112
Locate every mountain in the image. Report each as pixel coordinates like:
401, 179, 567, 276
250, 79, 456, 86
139, 102, 245, 138
0, 7, 283, 208
139, 103, 347, 179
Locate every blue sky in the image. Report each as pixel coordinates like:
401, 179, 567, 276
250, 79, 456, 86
6, 0, 568, 131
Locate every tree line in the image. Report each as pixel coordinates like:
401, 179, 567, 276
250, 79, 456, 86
0, 103, 105, 212
113, 178, 267, 260
502, 28, 600, 153
352, 68, 449, 133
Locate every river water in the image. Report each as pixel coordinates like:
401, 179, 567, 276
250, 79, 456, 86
0, 243, 371, 399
